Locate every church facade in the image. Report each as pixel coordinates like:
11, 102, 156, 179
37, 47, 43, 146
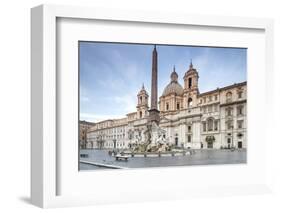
86, 47, 247, 150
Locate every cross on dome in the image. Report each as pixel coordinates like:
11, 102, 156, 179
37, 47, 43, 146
170, 65, 178, 82
142, 83, 145, 90
189, 59, 193, 69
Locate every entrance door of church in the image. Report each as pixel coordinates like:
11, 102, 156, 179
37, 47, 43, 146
207, 142, 213, 148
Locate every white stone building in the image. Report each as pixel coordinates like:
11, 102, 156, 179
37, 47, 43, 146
86, 61, 247, 150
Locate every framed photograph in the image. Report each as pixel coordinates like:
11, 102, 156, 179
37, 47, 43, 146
79, 41, 247, 170
31, 4, 274, 208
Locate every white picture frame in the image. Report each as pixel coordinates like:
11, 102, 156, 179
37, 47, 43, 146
31, 4, 274, 208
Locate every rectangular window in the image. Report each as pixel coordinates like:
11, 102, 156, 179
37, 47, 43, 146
227, 121, 233, 130
237, 106, 243, 116
208, 105, 212, 113
166, 103, 169, 110
188, 125, 191, 133
208, 119, 213, 131
238, 120, 243, 129
226, 108, 232, 116
203, 97, 206, 103
238, 91, 243, 99
214, 120, 218, 131
176, 102, 180, 110
208, 96, 212, 102
203, 122, 206, 132
215, 94, 218, 101
188, 135, 191, 142
203, 107, 206, 113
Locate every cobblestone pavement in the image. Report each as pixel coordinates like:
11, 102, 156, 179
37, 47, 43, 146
79, 149, 246, 170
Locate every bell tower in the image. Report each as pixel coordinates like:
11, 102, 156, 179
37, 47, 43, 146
183, 60, 199, 108
137, 84, 149, 119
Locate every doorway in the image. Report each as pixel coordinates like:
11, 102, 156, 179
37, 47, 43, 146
175, 137, 178, 146
207, 141, 213, 148
227, 138, 231, 149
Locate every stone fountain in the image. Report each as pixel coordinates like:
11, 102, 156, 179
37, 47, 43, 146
131, 122, 170, 153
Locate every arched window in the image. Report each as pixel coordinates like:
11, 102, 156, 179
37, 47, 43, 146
139, 111, 142, 118
188, 98, 193, 108
188, 77, 192, 88
140, 96, 142, 104
166, 103, 169, 111
226, 91, 232, 102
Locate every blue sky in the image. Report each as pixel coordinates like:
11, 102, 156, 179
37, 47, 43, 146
79, 42, 246, 122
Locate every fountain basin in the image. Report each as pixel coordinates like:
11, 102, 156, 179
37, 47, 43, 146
111, 150, 193, 158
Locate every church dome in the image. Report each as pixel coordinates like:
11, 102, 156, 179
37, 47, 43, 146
162, 82, 184, 96
162, 66, 184, 96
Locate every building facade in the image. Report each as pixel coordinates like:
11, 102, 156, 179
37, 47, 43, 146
85, 49, 247, 150
79, 120, 95, 149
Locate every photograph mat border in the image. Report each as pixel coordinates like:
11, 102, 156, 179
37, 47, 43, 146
31, 4, 274, 208
57, 15, 262, 197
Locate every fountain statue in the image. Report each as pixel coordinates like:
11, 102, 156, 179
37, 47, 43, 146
131, 123, 170, 153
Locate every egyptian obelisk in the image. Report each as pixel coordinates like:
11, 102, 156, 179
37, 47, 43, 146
149, 45, 160, 124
